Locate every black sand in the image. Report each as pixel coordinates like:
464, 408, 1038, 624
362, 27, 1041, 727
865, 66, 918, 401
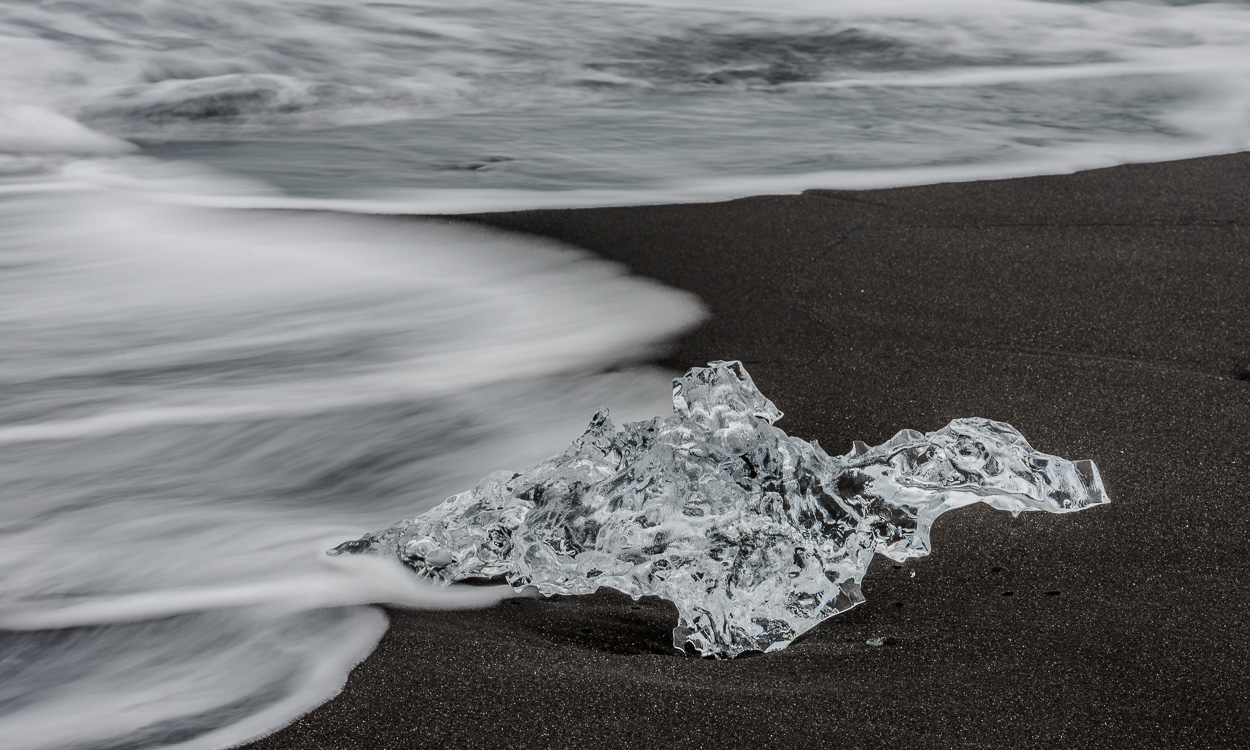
247, 154, 1250, 748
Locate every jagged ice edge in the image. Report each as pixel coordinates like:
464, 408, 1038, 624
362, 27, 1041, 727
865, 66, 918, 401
330, 361, 1108, 658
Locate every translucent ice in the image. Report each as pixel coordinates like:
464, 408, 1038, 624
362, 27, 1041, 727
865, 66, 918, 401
332, 362, 1107, 658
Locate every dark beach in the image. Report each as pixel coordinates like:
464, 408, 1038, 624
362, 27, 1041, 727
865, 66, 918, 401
247, 153, 1250, 749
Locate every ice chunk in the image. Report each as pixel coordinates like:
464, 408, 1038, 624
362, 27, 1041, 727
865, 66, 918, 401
331, 361, 1108, 658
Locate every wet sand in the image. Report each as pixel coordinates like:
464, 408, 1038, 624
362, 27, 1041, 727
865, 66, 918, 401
246, 153, 1250, 748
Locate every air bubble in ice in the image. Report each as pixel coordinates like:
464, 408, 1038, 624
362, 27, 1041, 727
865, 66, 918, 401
332, 362, 1108, 658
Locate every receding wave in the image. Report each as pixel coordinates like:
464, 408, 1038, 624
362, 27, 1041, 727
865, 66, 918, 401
0, 171, 703, 750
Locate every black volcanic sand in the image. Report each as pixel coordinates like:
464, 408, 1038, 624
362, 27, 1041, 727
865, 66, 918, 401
248, 154, 1250, 749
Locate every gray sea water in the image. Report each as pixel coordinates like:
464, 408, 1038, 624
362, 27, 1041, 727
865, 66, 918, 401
2, 0, 1249, 747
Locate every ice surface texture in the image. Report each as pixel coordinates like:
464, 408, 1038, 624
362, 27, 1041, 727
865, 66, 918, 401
332, 362, 1108, 658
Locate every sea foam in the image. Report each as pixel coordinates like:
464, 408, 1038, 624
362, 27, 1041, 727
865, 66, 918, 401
0, 170, 702, 750
2, 0, 1250, 202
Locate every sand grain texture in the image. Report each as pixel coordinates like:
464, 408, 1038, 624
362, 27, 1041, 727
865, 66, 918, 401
247, 154, 1250, 749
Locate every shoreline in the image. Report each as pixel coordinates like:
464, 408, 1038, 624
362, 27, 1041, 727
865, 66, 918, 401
246, 152, 1250, 749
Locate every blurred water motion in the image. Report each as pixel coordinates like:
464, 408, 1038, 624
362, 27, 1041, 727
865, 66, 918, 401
5, 0, 1250, 203
4, 0, 1250, 745
0, 177, 702, 749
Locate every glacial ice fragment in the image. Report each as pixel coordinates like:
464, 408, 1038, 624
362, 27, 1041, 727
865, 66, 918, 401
331, 361, 1108, 658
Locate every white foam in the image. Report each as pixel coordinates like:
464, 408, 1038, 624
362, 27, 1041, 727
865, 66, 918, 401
97, 136, 1238, 217
3, 0, 1250, 177
0, 606, 389, 750
0, 554, 512, 631
0, 165, 702, 750
0, 106, 135, 155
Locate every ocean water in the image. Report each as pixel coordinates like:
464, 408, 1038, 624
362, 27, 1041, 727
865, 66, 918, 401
1, 0, 1248, 747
